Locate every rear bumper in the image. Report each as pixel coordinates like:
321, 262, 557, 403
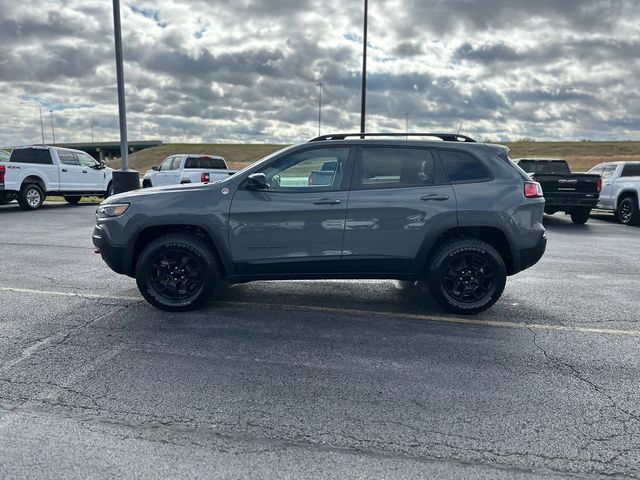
518, 235, 547, 271
544, 194, 598, 209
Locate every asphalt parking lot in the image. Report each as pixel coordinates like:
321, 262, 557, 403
0, 201, 639, 479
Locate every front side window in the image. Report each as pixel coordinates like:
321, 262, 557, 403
621, 163, 640, 177
58, 151, 78, 166
588, 164, 604, 176
158, 157, 174, 171
354, 147, 435, 190
440, 150, 491, 183
170, 157, 183, 170
75, 152, 97, 168
259, 148, 349, 192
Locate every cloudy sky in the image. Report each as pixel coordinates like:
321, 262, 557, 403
1, 0, 639, 145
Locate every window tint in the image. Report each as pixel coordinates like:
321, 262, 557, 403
601, 165, 617, 179
517, 160, 570, 175
260, 148, 349, 192
355, 147, 435, 190
58, 151, 78, 166
440, 150, 491, 183
621, 164, 640, 177
170, 157, 182, 170
185, 156, 227, 169
75, 152, 97, 167
9, 149, 53, 165
158, 157, 174, 171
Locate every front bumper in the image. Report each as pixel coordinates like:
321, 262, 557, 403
92, 224, 131, 276
518, 235, 547, 271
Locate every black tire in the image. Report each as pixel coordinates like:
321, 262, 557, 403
570, 208, 591, 225
617, 197, 640, 226
105, 182, 114, 198
17, 184, 45, 210
428, 238, 506, 315
544, 207, 557, 215
135, 233, 220, 311
64, 196, 82, 205
142, 180, 152, 188
0, 193, 8, 205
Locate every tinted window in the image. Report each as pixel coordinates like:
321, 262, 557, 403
260, 147, 349, 192
185, 156, 227, 169
588, 164, 604, 175
171, 157, 182, 170
355, 147, 435, 190
441, 150, 491, 183
517, 160, 570, 175
9, 149, 53, 165
58, 151, 78, 166
621, 164, 640, 177
602, 165, 617, 179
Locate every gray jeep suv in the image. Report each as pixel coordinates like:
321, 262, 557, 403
93, 133, 546, 314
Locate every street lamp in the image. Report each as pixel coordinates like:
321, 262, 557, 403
360, 0, 368, 135
316, 82, 324, 137
111, 0, 139, 193
20, 100, 46, 144
49, 110, 56, 145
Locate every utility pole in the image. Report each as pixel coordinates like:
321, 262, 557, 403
111, 0, 139, 193
360, 0, 368, 135
49, 110, 56, 145
405, 112, 409, 140
91, 123, 94, 142
21, 100, 45, 144
316, 82, 323, 137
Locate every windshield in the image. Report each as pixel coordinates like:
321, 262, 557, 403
232, 145, 296, 177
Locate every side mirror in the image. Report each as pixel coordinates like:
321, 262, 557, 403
246, 173, 268, 190
152, 166, 159, 171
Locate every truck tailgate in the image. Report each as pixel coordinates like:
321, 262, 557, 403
532, 173, 600, 194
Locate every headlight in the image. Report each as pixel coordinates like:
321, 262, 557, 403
97, 203, 130, 218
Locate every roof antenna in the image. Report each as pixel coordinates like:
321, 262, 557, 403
457, 122, 463, 135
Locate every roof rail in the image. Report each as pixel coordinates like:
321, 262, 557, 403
308, 132, 477, 143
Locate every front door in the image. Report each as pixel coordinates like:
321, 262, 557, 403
56, 150, 84, 191
229, 147, 351, 275
599, 164, 619, 209
342, 146, 457, 273
75, 151, 105, 191
154, 156, 182, 186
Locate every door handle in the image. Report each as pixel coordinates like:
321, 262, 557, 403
61, 169, 68, 172
82, 170, 88, 173
420, 194, 449, 201
314, 198, 341, 205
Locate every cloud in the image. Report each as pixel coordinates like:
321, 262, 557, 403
0, 0, 638, 145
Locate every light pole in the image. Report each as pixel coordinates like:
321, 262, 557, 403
111, 0, 139, 193
405, 112, 409, 139
360, 0, 368, 135
91, 123, 95, 142
316, 82, 323, 136
49, 110, 56, 145
21, 100, 46, 144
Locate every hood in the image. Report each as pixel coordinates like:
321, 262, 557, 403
103, 176, 236, 204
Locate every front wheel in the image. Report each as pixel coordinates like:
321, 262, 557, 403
428, 239, 506, 315
17, 184, 45, 210
64, 196, 82, 205
135, 233, 220, 311
617, 197, 640, 225
570, 208, 591, 224
104, 182, 114, 198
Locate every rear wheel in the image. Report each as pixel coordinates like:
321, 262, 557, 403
617, 197, 640, 225
0, 193, 9, 205
428, 238, 506, 315
570, 208, 591, 224
135, 233, 220, 311
17, 184, 45, 210
64, 196, 82, 205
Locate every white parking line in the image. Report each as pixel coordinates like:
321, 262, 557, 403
2, 286, 639, 337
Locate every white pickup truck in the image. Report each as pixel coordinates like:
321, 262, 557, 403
0, 146, 114, 210
142, 154, 237, 188
588, 161, 640, 225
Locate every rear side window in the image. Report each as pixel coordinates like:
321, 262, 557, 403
185, 157, 227, 169
602, 165, 618, 179
58, 151, 78, 166
355, 147, 435, 190
9, 149, 53, 165
621, 164, 640, 177
588, 164, 604, 175
440, 150, 491, 183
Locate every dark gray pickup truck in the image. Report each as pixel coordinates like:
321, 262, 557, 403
514, 158, 601, 224
94, 133, 547, 315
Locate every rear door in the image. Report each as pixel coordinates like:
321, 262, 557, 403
229, 147, 351, 274
56, 150, 84, 191
342, 146, 457, 273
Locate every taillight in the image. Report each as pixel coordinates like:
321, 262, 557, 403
201, 172, 210, 183
524, 181, 543, 198
597, 177, 602, 193
0, 165, 5, 184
